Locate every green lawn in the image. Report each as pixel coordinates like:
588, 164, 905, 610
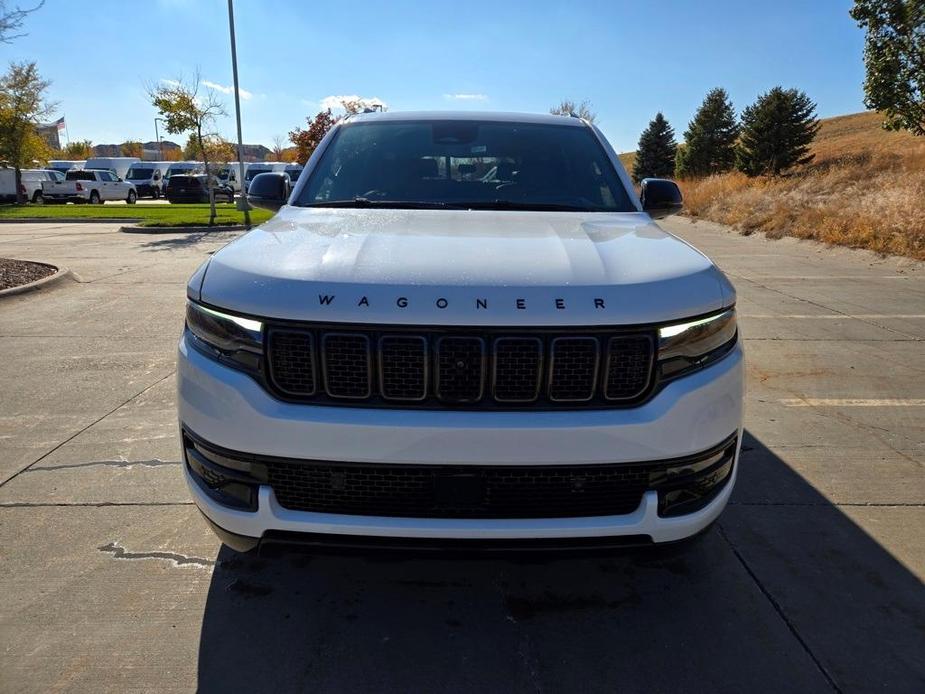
0, 203, 273, 227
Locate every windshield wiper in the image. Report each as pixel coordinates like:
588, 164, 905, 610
302, 198, 450, 209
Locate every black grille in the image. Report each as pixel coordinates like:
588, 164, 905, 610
266, 324, 655, 409
548, 337, 599, 401
604, 336, 653, 400
268, 460, 650, 518
322, 333, 371, 398
267, 331, 316, 395
379, 336, 427, 400
436, 337, 485, 403
493, 338, 543, 402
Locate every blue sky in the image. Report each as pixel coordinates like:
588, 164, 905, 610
2, 0, 866, 152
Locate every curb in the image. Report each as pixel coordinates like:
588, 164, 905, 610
0, 263, 71, 298
0, 218, 142, 224
119, 224, 248, 234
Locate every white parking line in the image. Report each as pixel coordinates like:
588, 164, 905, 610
736, 275, 915, 280
779, 398, 925, 407
743, 314, 925, 319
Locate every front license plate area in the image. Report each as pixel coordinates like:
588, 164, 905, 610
434, 473, 485, 509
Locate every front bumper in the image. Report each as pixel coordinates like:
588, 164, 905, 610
178, 334, 744, 546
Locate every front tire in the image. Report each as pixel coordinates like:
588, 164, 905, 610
127, 190, 137, 205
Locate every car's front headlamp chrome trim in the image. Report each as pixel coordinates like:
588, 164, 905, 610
657, 308, 737, 380
185, 301, 263, 372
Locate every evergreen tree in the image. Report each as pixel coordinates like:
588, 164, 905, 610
676, 87, 738, 178
736, 87, 820, 176
633, 112, 677, 182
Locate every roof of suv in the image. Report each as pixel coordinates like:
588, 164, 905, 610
345, 110, 588, 126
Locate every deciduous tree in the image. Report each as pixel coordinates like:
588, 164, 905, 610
148, 72, 227, 223
549, 99, 596, 123
61, 139, 92, 159
675, 88, 738, 178
120, 140, 143, 157
736, 87, 819, 176
0, 60, 56, 202
851, 0, 925, 135
271, 134, 286, 161
633, 112, 677, 182
289, 109, 336, 165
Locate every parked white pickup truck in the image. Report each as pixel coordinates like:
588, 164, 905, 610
42, 169, 137, 204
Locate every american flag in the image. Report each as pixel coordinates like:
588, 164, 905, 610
52, 117, 65, 131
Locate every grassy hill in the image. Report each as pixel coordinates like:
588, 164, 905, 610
620, 112, 925, 259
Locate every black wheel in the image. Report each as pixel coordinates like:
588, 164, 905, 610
152, 187, 159, 199
89, 191, 101, 205
32, 191, 44, 205
127, 190, 137, 205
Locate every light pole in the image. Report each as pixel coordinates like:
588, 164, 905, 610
154, 117, 166, 160
227, 0, 251, 228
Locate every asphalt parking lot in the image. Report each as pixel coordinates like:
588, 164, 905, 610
1, 218, 923, 693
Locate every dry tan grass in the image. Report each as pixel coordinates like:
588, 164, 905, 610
675, 112, 925, 259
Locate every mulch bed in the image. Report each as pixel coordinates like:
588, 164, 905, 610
0, 258, 57, 290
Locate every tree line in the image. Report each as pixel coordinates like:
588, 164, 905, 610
631, 86, 821, 183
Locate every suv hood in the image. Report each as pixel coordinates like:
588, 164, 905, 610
196, 206, 734, 326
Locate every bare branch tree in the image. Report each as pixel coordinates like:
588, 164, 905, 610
549, 99, 596, 123
0, 0, 44, 43
271, 134, 286, 161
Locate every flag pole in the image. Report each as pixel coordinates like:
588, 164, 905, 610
64, 115, 70, 147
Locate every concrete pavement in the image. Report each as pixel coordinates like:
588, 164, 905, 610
0, 218, 923, 693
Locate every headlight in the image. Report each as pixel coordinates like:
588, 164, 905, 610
185, 301, 263, 372
658, 308, 737, 379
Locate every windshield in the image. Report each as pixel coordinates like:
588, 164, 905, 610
285, 168, 302, 182
296, 120, 634, 212
245, 167, 271, 180
126, 168, 154, 179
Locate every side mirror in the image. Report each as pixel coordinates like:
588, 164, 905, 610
640, 178, 682, 219
246, 172, 289, 211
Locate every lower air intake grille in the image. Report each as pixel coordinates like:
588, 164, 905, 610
268, 461, 650, 518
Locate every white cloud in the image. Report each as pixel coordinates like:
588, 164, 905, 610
320, 94, 388, 112
202, 80, 253, 100
443, 93, 488, 101
159, 78, 180, 87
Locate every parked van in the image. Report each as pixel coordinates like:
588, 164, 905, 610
125, 162, 170, 198
84, 157, 140, 180
47, 160, 86, 175
283, 164, 304, 185
218, 161, 244, 193
0, 167, 15, 202
242, 162, 286, 193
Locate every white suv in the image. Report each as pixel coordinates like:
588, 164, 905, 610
178, 111, 743, 553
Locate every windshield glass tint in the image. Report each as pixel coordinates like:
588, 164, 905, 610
126, 168, 153, 179
296, 120, 634, 211
245, 167, 270, 180
285, 168, 301, 181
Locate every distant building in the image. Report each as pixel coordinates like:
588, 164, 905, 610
36, 121, 62, 150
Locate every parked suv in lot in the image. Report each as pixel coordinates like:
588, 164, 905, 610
179, 111, 743, 553
165, 174, 234, 204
